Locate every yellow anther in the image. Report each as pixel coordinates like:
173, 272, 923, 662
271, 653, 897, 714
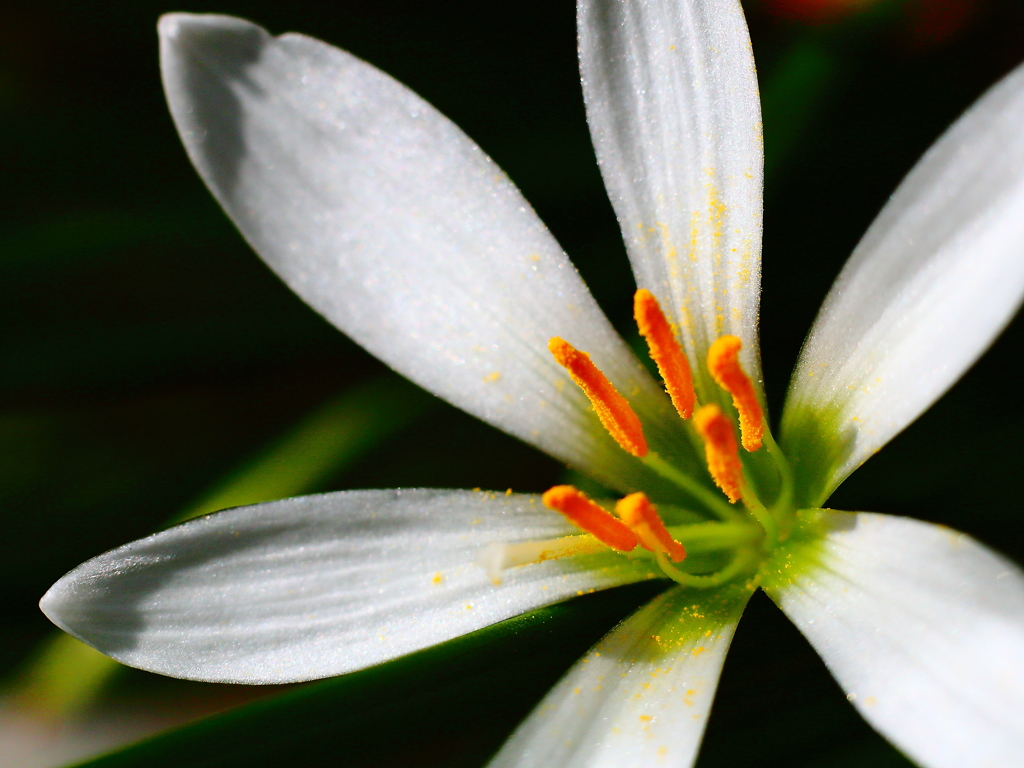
549, 337, 648, 457
542, 486, 639, 553
615, 492, 686, 562
693, 404, 744, 504
634, 289, 697, 419
707, 336, 764, 452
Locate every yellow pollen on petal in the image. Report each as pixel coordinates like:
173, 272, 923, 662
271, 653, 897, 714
549, 337, 648, 457
692, 404, 744, 503
634, 289, 697, 419
707, 335, 763, 451
542, 485, 639, 553
615, 492, 686, 562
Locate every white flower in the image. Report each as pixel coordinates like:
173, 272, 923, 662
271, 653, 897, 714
40, 2, 1024, 767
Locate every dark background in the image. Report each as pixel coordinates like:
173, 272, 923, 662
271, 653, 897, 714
3, 1, 1024, 766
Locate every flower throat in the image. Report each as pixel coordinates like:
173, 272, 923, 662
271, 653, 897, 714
481, 289, 795, 588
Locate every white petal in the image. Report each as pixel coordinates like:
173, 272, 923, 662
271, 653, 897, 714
40, 490, 662, 684
488, 583, 751, 768
766, 511, 1024, 768
783, 62, 1024, 504
158, 13, 684, 491
578, 0, 764, 400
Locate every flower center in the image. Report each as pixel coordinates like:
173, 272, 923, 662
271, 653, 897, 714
480, 289, 798, 588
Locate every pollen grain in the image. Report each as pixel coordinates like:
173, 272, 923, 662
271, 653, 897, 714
693, 404, 744, 504
707, 335, 763, 451
634, 289, 696, 419
549, 337, 648, 457
542, 485, 639, 552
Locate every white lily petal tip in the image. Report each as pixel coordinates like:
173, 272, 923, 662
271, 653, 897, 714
158, 12, 213, 41
34, 491, 662, 683
158, 11, 241, 36
157, 14, 179, 39
157, 12, 264, 57
156, 7, 670, 493
38, 586, 59, 625
38, 582, 82, 648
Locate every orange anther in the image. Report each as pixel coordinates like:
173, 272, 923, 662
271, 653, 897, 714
707, 336, 764, 452
615, 492, 686, 562
542, 486, 639, 553
634, 289, 696, 419
549, 337, 648, 457
693, 404, 744, 504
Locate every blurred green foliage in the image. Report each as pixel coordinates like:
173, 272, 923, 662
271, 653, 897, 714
3, 0, 1024, 766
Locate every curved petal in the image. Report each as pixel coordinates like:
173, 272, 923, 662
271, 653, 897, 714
783, 61, 1024, 506
765, 511, 1024, 768
579, 0, 764, 403
487, 582, 752, 768
40, 490, 663, 684
158, 13, 687, 493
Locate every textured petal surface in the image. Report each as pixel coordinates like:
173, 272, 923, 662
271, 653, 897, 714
41, 490, 662, 684
579, 0, 764, 402
783, 62, 1024, 505
488, 582, 751, 768
159, 13, 687, 492
765, 511, 1024, 768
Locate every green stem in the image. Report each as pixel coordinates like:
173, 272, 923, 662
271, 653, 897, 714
762, 427, 795, 523
655, 548, 757, 588
741, 487, 779, 548
643, 452, 741, 522
666, 521, 763, 553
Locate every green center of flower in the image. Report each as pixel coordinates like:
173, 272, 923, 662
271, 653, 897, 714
482, 289, 797, 589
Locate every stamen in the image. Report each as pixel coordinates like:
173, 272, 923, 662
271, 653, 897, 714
542, 485, 639, 552
549, 337, 647, 457
633, 289, 696, 419
692, 405, 744, 504
707, 336, 764, 451
615, 492, 686, 562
